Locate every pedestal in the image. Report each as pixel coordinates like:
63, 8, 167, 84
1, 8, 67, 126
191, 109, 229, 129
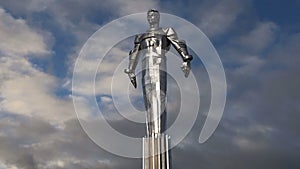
143, 134, 171, 169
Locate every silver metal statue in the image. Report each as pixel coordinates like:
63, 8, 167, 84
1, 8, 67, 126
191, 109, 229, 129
124, 9, 193, 169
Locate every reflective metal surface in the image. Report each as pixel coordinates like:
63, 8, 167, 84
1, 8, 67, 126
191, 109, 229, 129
125, 9, 193, 136
125, 9, 193, 169
143, 134, 170, 169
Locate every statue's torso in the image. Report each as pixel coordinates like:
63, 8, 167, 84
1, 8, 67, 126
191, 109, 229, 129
138, 29, 169, 84
138, 28, 172, 57
138, 29, 169, 135
139, 33, 170, 52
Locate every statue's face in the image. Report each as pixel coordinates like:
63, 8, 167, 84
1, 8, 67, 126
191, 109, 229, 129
147, 11, 160, 25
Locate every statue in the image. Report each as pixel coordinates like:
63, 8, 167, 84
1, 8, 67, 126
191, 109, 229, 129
124, 9, 193, 169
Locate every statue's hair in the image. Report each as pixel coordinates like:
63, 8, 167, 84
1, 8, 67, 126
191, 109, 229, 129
147, 9, 159, 14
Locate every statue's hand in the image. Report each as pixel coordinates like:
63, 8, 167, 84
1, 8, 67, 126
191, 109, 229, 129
124, 69, 137, 88
181, 61, 191, 78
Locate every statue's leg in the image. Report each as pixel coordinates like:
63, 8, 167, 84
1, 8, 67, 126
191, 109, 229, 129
142, 69, 152, 136
142, 69, 169, 169
159, 69, 167, 133
142, 53, 167, 136
142, 69, 165, 136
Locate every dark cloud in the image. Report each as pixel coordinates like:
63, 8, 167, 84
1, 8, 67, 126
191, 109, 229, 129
159, 0, 252, 38
0, 0, 299, 169
0, 115, 141, 169
0, 120, 39, 169
204, 28, 300, 169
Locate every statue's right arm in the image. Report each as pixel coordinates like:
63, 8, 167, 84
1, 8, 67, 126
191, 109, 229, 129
124, 35, 141, 88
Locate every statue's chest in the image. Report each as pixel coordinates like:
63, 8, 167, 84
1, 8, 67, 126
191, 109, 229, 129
139, 33, 170, 51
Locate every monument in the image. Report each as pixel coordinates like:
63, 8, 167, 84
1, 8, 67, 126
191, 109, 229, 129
124, 9, 193, 169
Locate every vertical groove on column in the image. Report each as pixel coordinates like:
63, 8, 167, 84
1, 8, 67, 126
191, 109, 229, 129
143, 134, 171, 169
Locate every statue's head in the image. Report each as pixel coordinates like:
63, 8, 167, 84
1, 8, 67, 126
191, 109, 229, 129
147, 9, 160, 26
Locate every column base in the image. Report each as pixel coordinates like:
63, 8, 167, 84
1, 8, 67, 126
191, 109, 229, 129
143, 134, 171, 169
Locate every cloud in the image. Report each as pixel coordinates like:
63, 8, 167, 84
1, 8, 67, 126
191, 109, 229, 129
0, 56, 75, 124
237, 22, 279, 53
0, 7, 74, 124
0, 0, 158, 41
0, 1, 299, 169
0, 8, 50, 56
110, 0, 159, 15
196, 0, 247, 37
218, 21, 279, 82
0, 116, 142, 169
217, 33, 300, 169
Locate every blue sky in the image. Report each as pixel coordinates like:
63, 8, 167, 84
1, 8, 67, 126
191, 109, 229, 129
0, 0, 299, 168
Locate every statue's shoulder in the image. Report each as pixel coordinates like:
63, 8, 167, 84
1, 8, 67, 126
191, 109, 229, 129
134, 34, 143, 44
163, 27, 177, 37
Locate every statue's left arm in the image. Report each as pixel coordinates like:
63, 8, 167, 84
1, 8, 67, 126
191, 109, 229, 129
166, 28, 193, 77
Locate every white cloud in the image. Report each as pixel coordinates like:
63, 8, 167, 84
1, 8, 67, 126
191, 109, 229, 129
0, 8, 74, 124
233, 55, 265, 75
0, 8, 50, 56
0, 56, 75, 123
234, 137, 266, 151
112, 0, 159, 15
197, 0, 245, 37
238, 22, 279, 52
0, 1, 299, 168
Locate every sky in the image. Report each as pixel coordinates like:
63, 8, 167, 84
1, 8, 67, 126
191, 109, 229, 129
0, 0, 300, 168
